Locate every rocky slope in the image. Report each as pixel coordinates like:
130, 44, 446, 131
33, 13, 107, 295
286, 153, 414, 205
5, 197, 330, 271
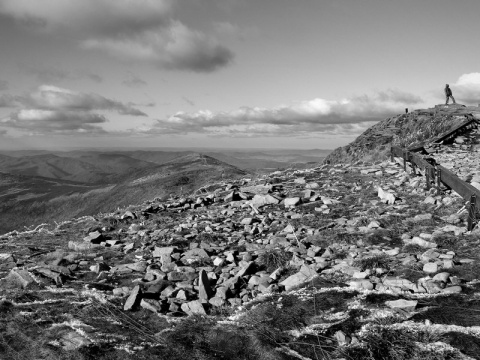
1, 106, 480, 359
325, 104, 480, 165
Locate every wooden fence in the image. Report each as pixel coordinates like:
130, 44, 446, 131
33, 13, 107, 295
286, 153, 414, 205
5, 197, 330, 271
391, 145, 479, 231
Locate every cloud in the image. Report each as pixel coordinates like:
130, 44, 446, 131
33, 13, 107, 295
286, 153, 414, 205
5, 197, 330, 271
128, 101, 156, 108
450, 73, 480, 104
0, 0, 172, 36
141, 89, 422, 137
0, 129, 7, 136
1, 0, 234, 72
3, 110, 108, 135
22, 85, 147, 116
374, 89, 423, 104
0, 85, 146, 135
82, 22, 233, 72
122, 73, 147, 88
0, 80, 8, 91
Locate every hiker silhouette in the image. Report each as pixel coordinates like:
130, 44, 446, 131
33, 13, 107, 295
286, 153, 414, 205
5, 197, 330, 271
445, 84, 456, 105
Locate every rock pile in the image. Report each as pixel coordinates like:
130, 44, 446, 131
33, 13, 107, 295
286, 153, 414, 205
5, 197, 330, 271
1, 159, 476, 319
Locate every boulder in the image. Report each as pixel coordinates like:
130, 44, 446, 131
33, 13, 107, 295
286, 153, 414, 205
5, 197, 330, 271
181, 300, 207, 315
348, 279, 374, 290
284, 197, 301, 207
83, 231, 103, 243
153, 247, 175, 257
377, 186, 396, 204
385, 299, 417, 312
198, 269, 214, 301
124, 285, 142, 311
280, 265, 317, 291
4, 268, 35, 289
423, 263, 438, 274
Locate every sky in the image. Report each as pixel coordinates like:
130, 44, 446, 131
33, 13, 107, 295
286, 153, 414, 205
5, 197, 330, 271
1, 0, 480, 150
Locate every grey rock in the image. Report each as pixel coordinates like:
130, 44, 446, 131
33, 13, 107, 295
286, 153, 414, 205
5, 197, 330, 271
441, 286, 462, 294
348, 279, 374, 290
181, 300, 207, 315
83, 231, 103, 243
284, 197, 301, 207
198, 269, 214, 301
124, 285, 142, 311
280, 264, 317, 291
153, 247, 175, 257
423, 263, 438, 274
432, 272, 450, 282
4, 268, 35, 289
385, 299, 417, 311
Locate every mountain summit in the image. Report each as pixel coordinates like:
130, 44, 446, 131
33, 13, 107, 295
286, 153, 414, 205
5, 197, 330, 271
326, 104, 480, 164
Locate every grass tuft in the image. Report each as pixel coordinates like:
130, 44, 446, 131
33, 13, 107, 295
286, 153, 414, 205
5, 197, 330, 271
353, 254, 391, 271
257, 248, 293, 273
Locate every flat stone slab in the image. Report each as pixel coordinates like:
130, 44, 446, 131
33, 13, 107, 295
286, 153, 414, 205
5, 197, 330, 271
385, 299, 418, 311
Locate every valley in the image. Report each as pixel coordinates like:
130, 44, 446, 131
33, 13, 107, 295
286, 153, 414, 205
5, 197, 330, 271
0, 149, 328, 234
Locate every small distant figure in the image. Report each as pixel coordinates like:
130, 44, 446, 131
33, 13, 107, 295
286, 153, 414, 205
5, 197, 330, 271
405, 108, 408, 114
445, 84, 456, 105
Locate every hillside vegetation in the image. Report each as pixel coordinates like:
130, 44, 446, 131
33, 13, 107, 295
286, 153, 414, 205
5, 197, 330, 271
0, 153, 246, 234
326, 104, 480, 164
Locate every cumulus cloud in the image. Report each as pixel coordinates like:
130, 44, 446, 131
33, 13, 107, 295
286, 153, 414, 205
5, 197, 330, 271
22, 85, 146, 116
82, 22, 233, 72
141, 89, 422, 137
374, 89, 423, 104
0, 0, 234, 72
0, 0, 172, 36
3, 110, 107, 135
450, 73, 480, 104
0, 85, 145, 135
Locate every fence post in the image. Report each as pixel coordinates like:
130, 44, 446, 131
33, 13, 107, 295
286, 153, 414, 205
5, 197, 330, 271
390, 147, 394, 162
436, 167, 442, 194
426, 169, 431, 190
403, 151, 407, 172
468, 194, 477, 231
411, 161, 417, 176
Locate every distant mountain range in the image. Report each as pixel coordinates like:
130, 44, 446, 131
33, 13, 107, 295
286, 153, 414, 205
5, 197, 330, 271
0, 148, 330, 234
0, 153, 246, 234
0, 148, 330, 183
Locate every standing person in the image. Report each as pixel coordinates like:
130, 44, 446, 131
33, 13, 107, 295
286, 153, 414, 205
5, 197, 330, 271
445, 84, 456, 105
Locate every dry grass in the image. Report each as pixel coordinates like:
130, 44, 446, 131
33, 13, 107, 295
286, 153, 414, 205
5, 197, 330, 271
256, 248, 293, 272
353, 254, 392, 272
344, 326, 459, 360
413, 295, 480, 327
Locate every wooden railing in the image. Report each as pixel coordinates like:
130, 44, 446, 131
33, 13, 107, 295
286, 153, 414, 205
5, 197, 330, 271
391, 145, 479, 231
431, 115, 478, 144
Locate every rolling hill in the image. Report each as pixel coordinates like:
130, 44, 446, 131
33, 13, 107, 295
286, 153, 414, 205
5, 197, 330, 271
0, 152, 160, 184
0, 153, 247, 234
